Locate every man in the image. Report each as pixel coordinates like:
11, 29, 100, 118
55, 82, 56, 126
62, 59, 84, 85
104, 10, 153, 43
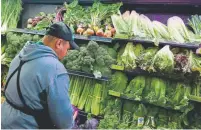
1, 22, 79, 129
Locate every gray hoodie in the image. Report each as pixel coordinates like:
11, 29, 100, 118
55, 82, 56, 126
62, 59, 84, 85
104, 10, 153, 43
1, 42, 74, 129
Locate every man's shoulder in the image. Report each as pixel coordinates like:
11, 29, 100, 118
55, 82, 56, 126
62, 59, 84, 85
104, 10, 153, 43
39, 57, 67, 75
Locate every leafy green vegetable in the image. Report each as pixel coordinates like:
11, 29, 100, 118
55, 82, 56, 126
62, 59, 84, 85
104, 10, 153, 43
145, 106, 159, 128
33, 18, 52, 30
189, 50, 201, 75
156, 109, 168, 128
144, 77, 166, 106
133, 43, 144, 57
120, 42, 137, 70
1, 0, 22, 33
124, 76, 146, 100
98, 98, 122, 129
188, 15, 201, 37
136, 47, 158, 71
170, 83, 190, 110
117, 100, 134, 129
151, 45, 174, 73
90, 1, 122, 28
110, 71, 128, 93
152, 20, 171, 40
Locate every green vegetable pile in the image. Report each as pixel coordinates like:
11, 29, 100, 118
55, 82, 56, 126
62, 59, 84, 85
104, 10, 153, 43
3, 32, 42, 62
98, 99, 195, 129
112, 10, 201, 43
62, 40, 117, 77
109, 73, 192, 111
116, 43, 200, 78
69, 75, 109, 116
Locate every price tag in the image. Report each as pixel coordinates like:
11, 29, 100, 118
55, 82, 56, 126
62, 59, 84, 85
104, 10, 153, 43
137, 117, 144, 127
110, 64, 124, 70
196, 44, 201, 55
108, 90, 121, 97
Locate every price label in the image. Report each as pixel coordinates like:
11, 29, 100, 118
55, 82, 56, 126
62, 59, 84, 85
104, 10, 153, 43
108, 90, 121, 97
137, 117, 144, 127
110, 64, 124, 70
196, 44, 201, 55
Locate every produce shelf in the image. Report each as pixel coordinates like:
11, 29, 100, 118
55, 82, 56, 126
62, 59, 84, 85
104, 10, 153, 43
108, 90, 184, 112
189, 95, 201, 103
67, 69, 110, 81
8, 28, 112, 43
8, 28, 200, 49
9, 28, 46, 35
113, 38, 200, 49
74, 35, 112, 43
110, 66, 195, 83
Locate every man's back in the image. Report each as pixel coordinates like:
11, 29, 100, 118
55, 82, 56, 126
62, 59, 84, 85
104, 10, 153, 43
1, 42, 74, 129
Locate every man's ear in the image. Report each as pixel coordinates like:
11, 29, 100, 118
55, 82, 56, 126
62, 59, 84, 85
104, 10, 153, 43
55, 39, 62, 49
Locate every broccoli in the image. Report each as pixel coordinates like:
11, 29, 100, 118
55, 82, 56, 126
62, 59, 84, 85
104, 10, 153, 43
95, 55, 106, 66
32, 35, 41, 41
79, 47, 89, 56
95, 47, 116, 66
87, 41, 99, 53
81, 65, 92, 73
7, 34, 19, 44
82, 55, 95, 65
93, 64, 112, 77
66, 50, 80, 61
21, 34, 33, 42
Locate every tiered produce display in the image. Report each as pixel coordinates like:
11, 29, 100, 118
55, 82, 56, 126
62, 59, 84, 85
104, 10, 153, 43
1, 0, 201, 129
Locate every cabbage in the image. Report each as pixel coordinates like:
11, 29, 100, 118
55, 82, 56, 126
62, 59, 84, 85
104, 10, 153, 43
151, 45, 174, 73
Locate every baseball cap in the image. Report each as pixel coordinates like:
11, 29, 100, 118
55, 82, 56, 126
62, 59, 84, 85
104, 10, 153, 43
45, 22, 79, 49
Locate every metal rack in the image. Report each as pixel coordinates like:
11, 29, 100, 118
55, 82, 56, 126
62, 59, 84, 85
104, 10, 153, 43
8, 28, 200, 50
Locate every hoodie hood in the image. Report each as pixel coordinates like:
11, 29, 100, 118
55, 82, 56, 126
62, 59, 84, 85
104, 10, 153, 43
19, 41, 58, 61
